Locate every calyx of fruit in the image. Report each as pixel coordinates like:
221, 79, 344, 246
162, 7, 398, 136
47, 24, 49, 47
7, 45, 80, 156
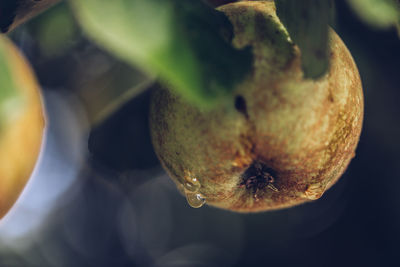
150, 1, 363, 212
0, 36, 45, 218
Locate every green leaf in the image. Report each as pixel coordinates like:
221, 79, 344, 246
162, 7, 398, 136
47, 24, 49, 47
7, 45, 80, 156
70, 0, 252, 107
275, 0, 334, 79
347, 0, 400, 31
0, 37, 22, 131
32, 2, 78, 58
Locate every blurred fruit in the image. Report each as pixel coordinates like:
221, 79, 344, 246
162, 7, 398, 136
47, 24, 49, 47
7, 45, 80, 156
150, 1, 363, 212
0, 35, 45, 218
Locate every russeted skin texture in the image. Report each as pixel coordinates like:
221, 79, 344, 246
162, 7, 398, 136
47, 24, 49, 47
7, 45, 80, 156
150, 1, 363, 212
0, 36, 44, 218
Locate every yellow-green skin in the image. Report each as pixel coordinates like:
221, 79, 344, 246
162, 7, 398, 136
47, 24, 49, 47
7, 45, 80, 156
0, 36, 45, 218
150, 1, 363, 212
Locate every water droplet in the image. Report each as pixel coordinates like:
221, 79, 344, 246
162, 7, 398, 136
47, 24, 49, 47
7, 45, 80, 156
184, 182, 199, 192
183, 175, 201, 192
185, 192, 206, 208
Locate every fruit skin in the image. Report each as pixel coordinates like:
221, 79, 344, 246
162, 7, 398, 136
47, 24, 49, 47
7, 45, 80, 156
150, 1, 363, 212
0, 36, 45, 218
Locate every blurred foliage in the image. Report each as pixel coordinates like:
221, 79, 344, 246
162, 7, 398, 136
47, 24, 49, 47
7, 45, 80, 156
69, 0, 252, 107
3, 0, 395, 110
347, 0, 400, 34
275, 0, 334, 79
31, 3, 77, 58
0, 37, 22, 131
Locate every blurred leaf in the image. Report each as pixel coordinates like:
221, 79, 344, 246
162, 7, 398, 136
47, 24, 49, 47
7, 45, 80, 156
33, 3, 77, 58
0, 37, 22, 131
347, 0, 400, 32
275, 0, 334, 79
69, 0, 252, 107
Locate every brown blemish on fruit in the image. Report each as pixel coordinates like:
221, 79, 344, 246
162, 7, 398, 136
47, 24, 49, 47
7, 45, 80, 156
328, 91, 334, 103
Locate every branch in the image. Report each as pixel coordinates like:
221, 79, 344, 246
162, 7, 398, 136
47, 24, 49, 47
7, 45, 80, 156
0, 0, 61, 33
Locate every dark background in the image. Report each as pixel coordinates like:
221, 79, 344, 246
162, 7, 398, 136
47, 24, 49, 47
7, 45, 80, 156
0, 1, 399, 266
